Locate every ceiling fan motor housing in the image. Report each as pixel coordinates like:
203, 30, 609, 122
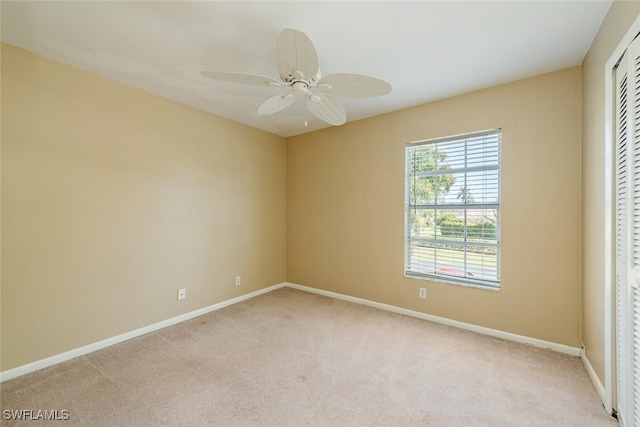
292, 80, 311, 94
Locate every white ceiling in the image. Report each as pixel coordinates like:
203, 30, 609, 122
1, 1, 612, 138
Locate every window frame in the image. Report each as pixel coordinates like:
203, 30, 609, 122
404, 129, 501, 290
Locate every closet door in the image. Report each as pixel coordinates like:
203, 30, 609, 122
616, 35, 640, 427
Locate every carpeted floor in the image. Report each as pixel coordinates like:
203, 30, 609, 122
1, 287, 616, 426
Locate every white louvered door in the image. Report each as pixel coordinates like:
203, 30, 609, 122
616, 47, 630, 427
615, 35, 640, 427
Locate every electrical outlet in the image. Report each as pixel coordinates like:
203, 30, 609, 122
177, 288, 186, 300
419, 288, 426, 299
235, 276, 241, 286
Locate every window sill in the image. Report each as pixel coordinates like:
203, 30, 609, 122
405, 271, 501, 292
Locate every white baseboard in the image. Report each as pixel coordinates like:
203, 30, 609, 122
1, 281, 582, 382
0, 283, 286, 382
284, 282, 581, 356
580, 345, 607, 409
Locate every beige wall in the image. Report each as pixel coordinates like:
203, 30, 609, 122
582, 1, 640, 385
288, 67, 583, 347
0, 44, 287, 371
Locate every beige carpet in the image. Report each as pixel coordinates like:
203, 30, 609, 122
1, 288, 616, 426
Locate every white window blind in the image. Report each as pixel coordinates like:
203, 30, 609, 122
405, 130, 501, 289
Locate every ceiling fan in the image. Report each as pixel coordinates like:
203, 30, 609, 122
201, 28, 392, 126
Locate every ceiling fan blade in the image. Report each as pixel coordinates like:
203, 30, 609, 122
317, 73, 392, 98
306, 93, 346, 126
201, 71, 283, 87
276, 28, 319, 83
257, 93, 296, 116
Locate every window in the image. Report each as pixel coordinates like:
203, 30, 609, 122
404, 129, 501, 289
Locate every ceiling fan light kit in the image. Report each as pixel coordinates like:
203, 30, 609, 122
202, 28, 392, 127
